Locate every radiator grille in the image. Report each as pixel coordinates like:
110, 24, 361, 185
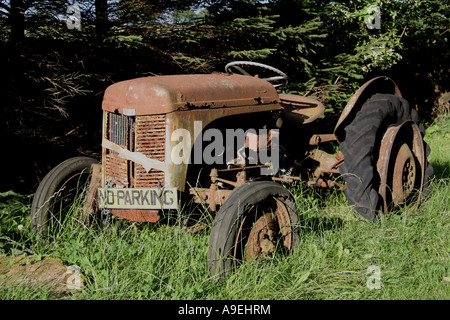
104, 113, 132, 186
103, 112, 166, 188
134, 115, 166, 187
110, 113, 131, 147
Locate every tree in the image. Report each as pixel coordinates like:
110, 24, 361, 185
0, 0, 35, 43
95, 0, 108, 40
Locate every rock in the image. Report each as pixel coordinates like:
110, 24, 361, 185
0, 255, 85, 296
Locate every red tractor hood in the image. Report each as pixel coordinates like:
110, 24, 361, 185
102, 73, 280, 115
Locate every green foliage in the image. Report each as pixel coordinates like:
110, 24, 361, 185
0, 191, 30, 237
315, 0, 449, 110
1, 177, 448, 299
2, 0, 448, 119
424, 114, 450, 180
103, 34, 145, 50
0, 191, 31, 255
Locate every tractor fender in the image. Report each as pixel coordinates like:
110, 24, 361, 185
334, 76, 402, 143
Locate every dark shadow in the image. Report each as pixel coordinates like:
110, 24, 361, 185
297, 214, 348, 234
429, 161, 450, 180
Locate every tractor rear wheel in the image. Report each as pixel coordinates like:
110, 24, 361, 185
207, 181, 300, 278
339, 94, 433, 221
31, 156, 98, 235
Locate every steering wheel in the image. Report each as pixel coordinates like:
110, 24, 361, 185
225, 61, 288, 88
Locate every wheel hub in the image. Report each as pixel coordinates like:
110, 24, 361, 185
238, 198, 292, 263
377, 121, 425, 212
245, 213, 278, 260
392, 143, 416, 205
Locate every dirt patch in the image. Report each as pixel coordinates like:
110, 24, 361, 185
0, 255, 85, 296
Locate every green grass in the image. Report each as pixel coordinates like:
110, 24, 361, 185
0, 115, 449, 300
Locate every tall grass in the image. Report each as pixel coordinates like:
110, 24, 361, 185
1, 116, 448, 300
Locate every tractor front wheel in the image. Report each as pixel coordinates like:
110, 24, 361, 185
31, 156, 98, 235
207, 181, 300, 278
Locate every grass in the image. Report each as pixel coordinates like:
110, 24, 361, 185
0, 115, 449, 300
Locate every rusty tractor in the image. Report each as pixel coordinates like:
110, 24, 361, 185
30, 61, 433, 277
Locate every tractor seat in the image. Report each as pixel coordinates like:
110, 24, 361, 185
279, 93, 325, 124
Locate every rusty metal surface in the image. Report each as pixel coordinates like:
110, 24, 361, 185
109, 209, 161, 222
306, 149, 344, 189
190, 186, 233, 212
102, 112, 167, 188
104, 154, 128, 185
134, 114, 166, 187
82, 163, 102, 220
102, 111, 129, 187
309, 149, 340, 174
376, 121, 425, 212
334, 76, 402, 143
309, 133, 337, 146
392, 143, 416, 204
102, 73, 279, 115
245, 212, 278, 260
235, 197, 292, 264
190, 168, 248, 212
279, 93, 325, 124
101, 112, 169, 221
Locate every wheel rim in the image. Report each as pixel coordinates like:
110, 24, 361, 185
377, 121, 425, 212
392, 143, 416, 204
233, 197, 292, 270
245, 212, 278, 260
